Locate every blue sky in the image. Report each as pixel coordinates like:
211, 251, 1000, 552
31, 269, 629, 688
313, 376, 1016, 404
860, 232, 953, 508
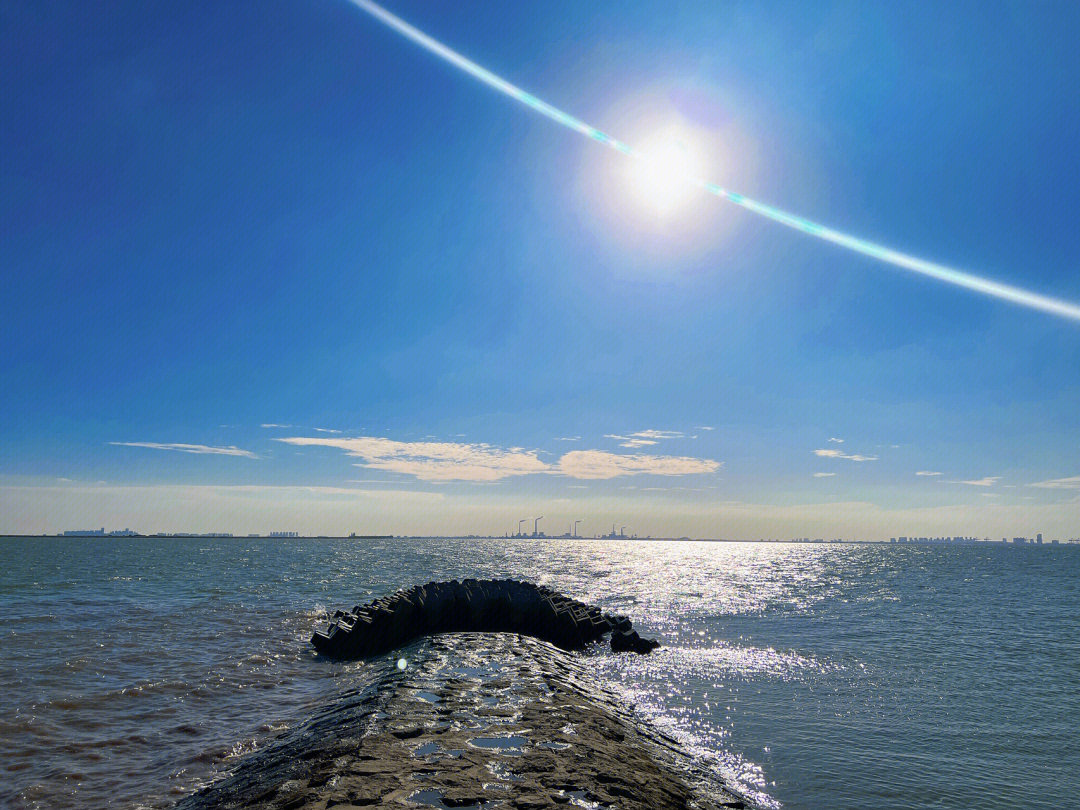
3, 0, 1080, 537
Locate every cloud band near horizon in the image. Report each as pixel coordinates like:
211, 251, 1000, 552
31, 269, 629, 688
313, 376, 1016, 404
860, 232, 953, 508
275, 436, 720, 481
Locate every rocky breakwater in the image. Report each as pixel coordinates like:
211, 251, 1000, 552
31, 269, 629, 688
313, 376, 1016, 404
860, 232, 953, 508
178, 634, 751, 810
311, 579, 661, 658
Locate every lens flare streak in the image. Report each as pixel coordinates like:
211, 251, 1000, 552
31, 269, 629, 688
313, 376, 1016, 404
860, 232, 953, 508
348, 0, 1080, 323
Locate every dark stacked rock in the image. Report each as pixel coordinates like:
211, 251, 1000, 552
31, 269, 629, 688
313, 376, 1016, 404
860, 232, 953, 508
610, 627, 661, 654
311, 578, 660, 659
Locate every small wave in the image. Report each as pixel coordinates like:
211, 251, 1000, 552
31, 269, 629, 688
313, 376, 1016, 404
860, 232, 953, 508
187, 748, 228, 765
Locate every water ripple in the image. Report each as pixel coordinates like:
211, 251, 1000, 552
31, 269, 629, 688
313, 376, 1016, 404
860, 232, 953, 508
1, 537, 1077, 809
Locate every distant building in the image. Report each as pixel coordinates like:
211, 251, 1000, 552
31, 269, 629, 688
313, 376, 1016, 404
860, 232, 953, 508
62, 528, 105, 536
889, 535, 987, 546
269, 531, 299, 538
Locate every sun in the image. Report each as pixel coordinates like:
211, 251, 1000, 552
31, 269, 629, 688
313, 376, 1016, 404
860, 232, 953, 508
582, 95, 742, 254
625, 127, 706, 219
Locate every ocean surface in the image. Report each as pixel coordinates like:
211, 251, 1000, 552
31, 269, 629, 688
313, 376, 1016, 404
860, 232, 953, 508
2, 537, 1077, 810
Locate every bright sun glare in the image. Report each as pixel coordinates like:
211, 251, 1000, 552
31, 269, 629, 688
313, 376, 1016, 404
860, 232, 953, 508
626, 128, 706, 218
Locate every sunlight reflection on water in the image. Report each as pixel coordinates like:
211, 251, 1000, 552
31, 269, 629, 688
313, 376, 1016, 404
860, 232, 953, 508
2, 537, 1077, 810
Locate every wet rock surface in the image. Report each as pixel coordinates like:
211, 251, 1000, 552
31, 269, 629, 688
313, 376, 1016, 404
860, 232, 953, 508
311, 580, 658, 659
178, 634, 750, 810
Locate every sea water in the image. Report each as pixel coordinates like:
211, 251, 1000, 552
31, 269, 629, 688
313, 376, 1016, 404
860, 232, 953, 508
1, 537, 1076, 809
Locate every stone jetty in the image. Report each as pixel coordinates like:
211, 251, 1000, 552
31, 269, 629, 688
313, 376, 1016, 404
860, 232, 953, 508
311, 579, 661, 658
178, 634, 751, 810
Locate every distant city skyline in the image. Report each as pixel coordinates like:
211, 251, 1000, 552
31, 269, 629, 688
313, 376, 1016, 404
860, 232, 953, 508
28, 527, 1079, 545
3, 1, 1079, 538
21, 525, 1076, 546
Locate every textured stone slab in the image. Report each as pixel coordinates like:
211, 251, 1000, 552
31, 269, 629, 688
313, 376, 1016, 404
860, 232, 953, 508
178, 634, 750, 810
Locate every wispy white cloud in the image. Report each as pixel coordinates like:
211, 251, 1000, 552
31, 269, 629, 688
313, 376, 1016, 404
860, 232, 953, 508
605, 434, 657, 448
110, 442, 257, 459
827, 437, 844, 443
605, 429, 686, 448
813, 472, 837, 478
916, 471, 942, 476
277, 437, 547, 482
814, 449, 877, 462
557, 450, 720, 480
696, 426, 715, 431
277, 436, 722, 482
553, 436, 581, 442
1028, 475, 1080, 490
947, 476, 1000, 487
261, 423, 341, 434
